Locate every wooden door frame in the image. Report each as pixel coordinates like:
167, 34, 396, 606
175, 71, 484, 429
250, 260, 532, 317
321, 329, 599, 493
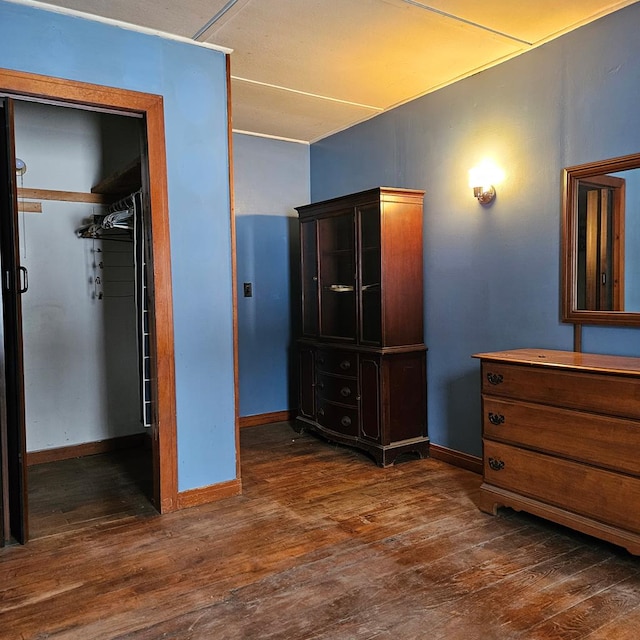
0, 68, 178, 513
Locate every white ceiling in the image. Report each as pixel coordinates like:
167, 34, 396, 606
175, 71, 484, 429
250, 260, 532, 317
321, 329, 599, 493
35, 0, 640, 142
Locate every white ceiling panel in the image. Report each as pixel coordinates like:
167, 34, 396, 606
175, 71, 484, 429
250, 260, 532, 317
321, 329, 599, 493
206, 0, 526, 108
421, 0, 639, 44
38, 0, 232, 38
33, 0, 640, 141
230, 78, 379, 142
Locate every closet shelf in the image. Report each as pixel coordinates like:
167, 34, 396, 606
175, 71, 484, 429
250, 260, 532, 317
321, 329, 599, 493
91, 157, 142, 202
17, 187, 108, 204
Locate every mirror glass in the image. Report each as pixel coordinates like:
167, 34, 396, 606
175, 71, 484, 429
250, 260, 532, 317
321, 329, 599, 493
562, 153, 640, 326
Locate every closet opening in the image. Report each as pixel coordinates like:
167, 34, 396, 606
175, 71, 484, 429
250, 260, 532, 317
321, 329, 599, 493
16, 100, 154, 539
0, 69, 178, 545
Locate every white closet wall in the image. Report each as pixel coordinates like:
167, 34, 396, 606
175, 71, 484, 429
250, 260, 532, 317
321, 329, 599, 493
13, 101, 143, 452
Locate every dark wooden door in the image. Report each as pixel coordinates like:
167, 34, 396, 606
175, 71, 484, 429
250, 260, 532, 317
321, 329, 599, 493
577, 175, 625, 311
0, 97, 28, 544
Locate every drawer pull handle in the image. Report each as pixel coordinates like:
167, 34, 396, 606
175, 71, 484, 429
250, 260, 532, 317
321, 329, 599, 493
318, 357, 325, 365
340, 387, 351, 397
318, 408, 325, 417
488, 457, 505, 471
488, 412, 505, 425
487, 372, 504, 386
339, 360, 351, 370
317, 382, 324, 390
341, 416, 352, 427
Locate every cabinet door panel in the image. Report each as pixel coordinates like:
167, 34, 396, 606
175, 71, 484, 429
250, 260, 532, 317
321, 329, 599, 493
318, 214, 356, 341
359, 204, 382, 345
300, 220, 318, 337
299, 346, 315, 418
360, 357, 380, 442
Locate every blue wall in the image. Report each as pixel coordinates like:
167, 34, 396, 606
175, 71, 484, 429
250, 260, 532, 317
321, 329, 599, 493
0, 1, 236, 490
310, 4, 640, 457
233, 133, 310, 417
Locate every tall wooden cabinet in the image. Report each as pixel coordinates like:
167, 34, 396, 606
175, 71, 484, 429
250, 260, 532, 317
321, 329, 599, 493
295, 187, 429, 466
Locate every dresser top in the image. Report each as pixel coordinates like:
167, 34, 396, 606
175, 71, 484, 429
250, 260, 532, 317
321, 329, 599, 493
473, 348, 640, 376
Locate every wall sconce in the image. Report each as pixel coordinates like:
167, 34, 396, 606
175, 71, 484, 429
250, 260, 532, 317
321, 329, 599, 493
468, 159, 504, 204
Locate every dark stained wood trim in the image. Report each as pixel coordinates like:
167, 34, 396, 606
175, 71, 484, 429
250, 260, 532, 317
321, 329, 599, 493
573, 323, 582, 352
226, 55, 241, 482
143, 82, 178, 514
27, 433, 148, 466
239, 410, 296, 428
0, 68, 178, 514
430, 443, 482, 475
176, 478, 241, 509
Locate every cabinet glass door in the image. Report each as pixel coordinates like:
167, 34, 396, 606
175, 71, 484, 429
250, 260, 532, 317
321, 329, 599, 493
359, 204, 381, 344
300, 219, 318, 336
318, 213, 356, 340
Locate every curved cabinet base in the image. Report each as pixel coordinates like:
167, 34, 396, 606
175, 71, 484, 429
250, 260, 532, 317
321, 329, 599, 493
295, 417, 430, 467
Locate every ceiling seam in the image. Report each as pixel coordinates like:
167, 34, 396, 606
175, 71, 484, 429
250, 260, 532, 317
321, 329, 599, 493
193, 0, 239, 41
399, 0, 533, 46
232, 76, 384, 111
232, 129, 310, 145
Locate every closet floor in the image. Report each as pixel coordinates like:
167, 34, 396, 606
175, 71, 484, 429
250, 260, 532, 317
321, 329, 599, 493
28, 446, 155, 540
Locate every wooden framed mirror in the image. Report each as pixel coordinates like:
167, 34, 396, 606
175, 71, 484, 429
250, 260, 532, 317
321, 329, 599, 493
562, 152, 640, 326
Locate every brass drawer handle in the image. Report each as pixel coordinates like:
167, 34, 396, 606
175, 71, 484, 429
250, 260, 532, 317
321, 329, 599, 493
339, 360, 351, 370
488, 412, 505, 426
487, 372, 504, 386
341, 416, 352, 427
488, 457, 505, 471
340, 387, 351, 397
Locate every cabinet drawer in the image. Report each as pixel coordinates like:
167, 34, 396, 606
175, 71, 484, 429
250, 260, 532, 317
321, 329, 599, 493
483, 397, 640, 476
316, 349, 357, 375
316, 401, 359, 437
481, 362, 640, 419
317, 373, 358, 406
483, 440, 640, 535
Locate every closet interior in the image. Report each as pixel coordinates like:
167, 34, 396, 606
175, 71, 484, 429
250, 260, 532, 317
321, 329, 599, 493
14, 100, 155, 538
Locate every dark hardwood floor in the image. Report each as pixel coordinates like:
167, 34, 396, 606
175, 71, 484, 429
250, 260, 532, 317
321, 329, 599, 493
2, 422, 639, 639
28, 445, 155, 540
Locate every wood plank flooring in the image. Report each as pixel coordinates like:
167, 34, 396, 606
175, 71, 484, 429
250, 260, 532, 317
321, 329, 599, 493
28, 445, 155, 540
1, 422, 639, 639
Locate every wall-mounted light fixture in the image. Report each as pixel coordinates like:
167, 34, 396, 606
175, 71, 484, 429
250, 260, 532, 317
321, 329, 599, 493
468, 159, 504, 204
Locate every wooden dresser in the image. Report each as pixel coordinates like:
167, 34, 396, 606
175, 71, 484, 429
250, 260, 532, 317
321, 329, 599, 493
473, 348, 640, 555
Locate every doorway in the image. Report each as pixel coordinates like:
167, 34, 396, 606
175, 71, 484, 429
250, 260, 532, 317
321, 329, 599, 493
0, 69, 178, 545
577, 174, 626, 311
15, 100, 153, 539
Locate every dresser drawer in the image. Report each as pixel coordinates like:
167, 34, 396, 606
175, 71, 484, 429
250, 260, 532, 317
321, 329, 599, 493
316, 400, 359, 437
483, 440, 640, 535
317, 373, 358, 406
483, 397, 640, 476
316, 349, 357, 375
481, 362, 640, 419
